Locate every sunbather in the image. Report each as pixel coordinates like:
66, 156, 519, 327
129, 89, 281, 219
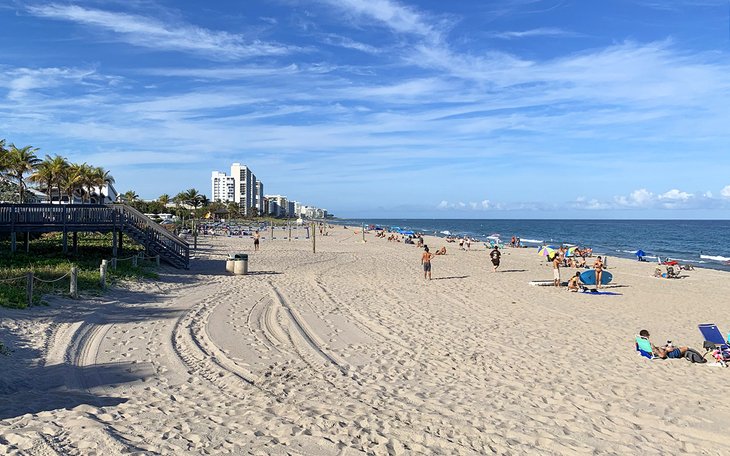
638, 329, 706, 362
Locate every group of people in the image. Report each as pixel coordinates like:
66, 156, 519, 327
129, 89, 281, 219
551, 250, 605, 290
638, 329, 706, 363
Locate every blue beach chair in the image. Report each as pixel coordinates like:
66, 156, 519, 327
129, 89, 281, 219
698, 324, 730, 366
635, 336, 656, 359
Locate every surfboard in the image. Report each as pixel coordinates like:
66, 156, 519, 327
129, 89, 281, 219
579, 269, 613, 286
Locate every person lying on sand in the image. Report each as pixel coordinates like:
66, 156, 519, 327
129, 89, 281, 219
639, 329, 706, 362
433, 246, 446, 255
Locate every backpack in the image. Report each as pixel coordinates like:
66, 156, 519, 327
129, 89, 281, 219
684, 349, 707, 363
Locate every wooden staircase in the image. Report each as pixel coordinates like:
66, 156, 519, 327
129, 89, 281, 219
0, 203, 190, 269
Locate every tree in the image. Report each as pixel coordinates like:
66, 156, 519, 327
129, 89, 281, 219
0, 139, 8, 175
91, 166, 114, 202
158, 194, 171, 206
30, 155, 69, 202
121, 190, 139, 203
60, 163, 84, 203
180, 188, 204, 209
6, 144, 40, 203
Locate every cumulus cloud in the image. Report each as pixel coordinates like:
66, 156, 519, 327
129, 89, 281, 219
721, 186, 730, 198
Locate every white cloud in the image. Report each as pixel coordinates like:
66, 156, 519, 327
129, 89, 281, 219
615, 188, 654, 207
488, 28, 579, 40
721, 186, 730, 198
658, 189, 693, 201
27, 4, 294, 60
323, 0, 440, 38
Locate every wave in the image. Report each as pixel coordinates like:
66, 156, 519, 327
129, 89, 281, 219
700, 255, 730, 262
440, 230, 451, 235
520, 238, 543, 244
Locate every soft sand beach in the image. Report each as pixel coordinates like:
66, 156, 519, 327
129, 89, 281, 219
2, 227, 730, 455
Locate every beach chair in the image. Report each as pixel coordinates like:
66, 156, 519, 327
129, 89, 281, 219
635, 336, 656, 359
698, 324, 730, 366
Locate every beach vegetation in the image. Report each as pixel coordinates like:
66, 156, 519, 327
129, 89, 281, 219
0, 232, 158, 309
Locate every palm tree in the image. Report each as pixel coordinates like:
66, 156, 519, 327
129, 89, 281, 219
121, 190, 139, 202
91, 166, 114, 203
180, 188, 204, 209
158, 194, 171, 206
0, 139, 8, 176
60, 163, 84, 203
6, 144, 40, 203
30, 155, 68, 202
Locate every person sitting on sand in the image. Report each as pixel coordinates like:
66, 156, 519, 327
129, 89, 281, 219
638, 330, 706, 362
434, 246, 447, 255
567, 272, 582, 292
421, 246, 435, 280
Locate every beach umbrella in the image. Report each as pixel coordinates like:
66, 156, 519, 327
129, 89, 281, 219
565, 246, 579, 257
538, 245, 557, 257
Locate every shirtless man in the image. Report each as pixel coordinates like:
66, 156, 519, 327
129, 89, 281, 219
552, 254, 561, 287
253, 230, 260, 251
421, 246, 435, 280
593, 256, 604, 288
490, 246, 501, 272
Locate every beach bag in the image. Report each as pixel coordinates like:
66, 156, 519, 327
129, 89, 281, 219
684, 349, 707, 363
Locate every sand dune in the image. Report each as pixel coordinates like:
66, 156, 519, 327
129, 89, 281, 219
2, 227, 730, 455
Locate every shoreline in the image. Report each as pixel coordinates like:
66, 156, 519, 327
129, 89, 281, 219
332, 218, 730, 272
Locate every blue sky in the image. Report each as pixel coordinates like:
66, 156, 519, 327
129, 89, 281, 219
1, 0, 730, 218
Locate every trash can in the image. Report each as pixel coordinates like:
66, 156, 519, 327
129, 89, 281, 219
228, 253, 248, 275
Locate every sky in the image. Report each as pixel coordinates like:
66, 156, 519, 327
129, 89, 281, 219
1, 0, 730, 218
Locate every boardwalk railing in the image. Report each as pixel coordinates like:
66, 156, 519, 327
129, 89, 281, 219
0, 204, 189, 269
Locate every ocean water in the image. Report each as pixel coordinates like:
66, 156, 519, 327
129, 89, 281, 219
336, 219, 730, 271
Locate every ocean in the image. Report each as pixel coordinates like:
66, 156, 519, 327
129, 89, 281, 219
335, 219, 730, 271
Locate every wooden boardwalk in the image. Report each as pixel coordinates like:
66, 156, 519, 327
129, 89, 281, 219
0, 204, 189, 269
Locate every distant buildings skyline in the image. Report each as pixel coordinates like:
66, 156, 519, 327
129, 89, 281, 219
211, 163, 328, 219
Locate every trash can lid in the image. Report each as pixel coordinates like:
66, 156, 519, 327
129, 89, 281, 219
229, 253, 248, 260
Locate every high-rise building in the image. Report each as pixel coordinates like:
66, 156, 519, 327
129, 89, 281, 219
256, 181, 264, 215
211, 171, 235, 203
231, 163, 257, 216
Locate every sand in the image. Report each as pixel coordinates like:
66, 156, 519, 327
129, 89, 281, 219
2, 226, 730, 455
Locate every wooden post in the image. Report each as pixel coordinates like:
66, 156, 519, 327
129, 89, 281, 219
72, 232, 78, 255
312, 222, 316, 253
62, 230, 68, 254
100, 259, 108, 289
155, 255, 160, 267
70, 266, 78, 298
132, 255, 138, 268
362, 223, 365, 243
118, 231, 123, 255
25, 232, 30, 252
111, 257, 117, 270
10, 232, 16, 253
270, 224, 274, 241
112, 229, 118, 258
289, 222, 292, 242
26, 272, 33, 307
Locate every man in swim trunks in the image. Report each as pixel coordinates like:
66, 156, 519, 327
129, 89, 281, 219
638, 330, 705, 361
253, 230, 260, 251
490, 246, 501, 272
421, 246, 434, 280
552, 253, 561, 287
593, 256, 603, 288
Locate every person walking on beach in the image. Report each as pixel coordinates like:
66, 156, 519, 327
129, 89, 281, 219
253, 230, 260, 251
593, 256, 604, 288
552, 253, 561, 287
490, 246, 501, 272
421, 246, 435, 280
